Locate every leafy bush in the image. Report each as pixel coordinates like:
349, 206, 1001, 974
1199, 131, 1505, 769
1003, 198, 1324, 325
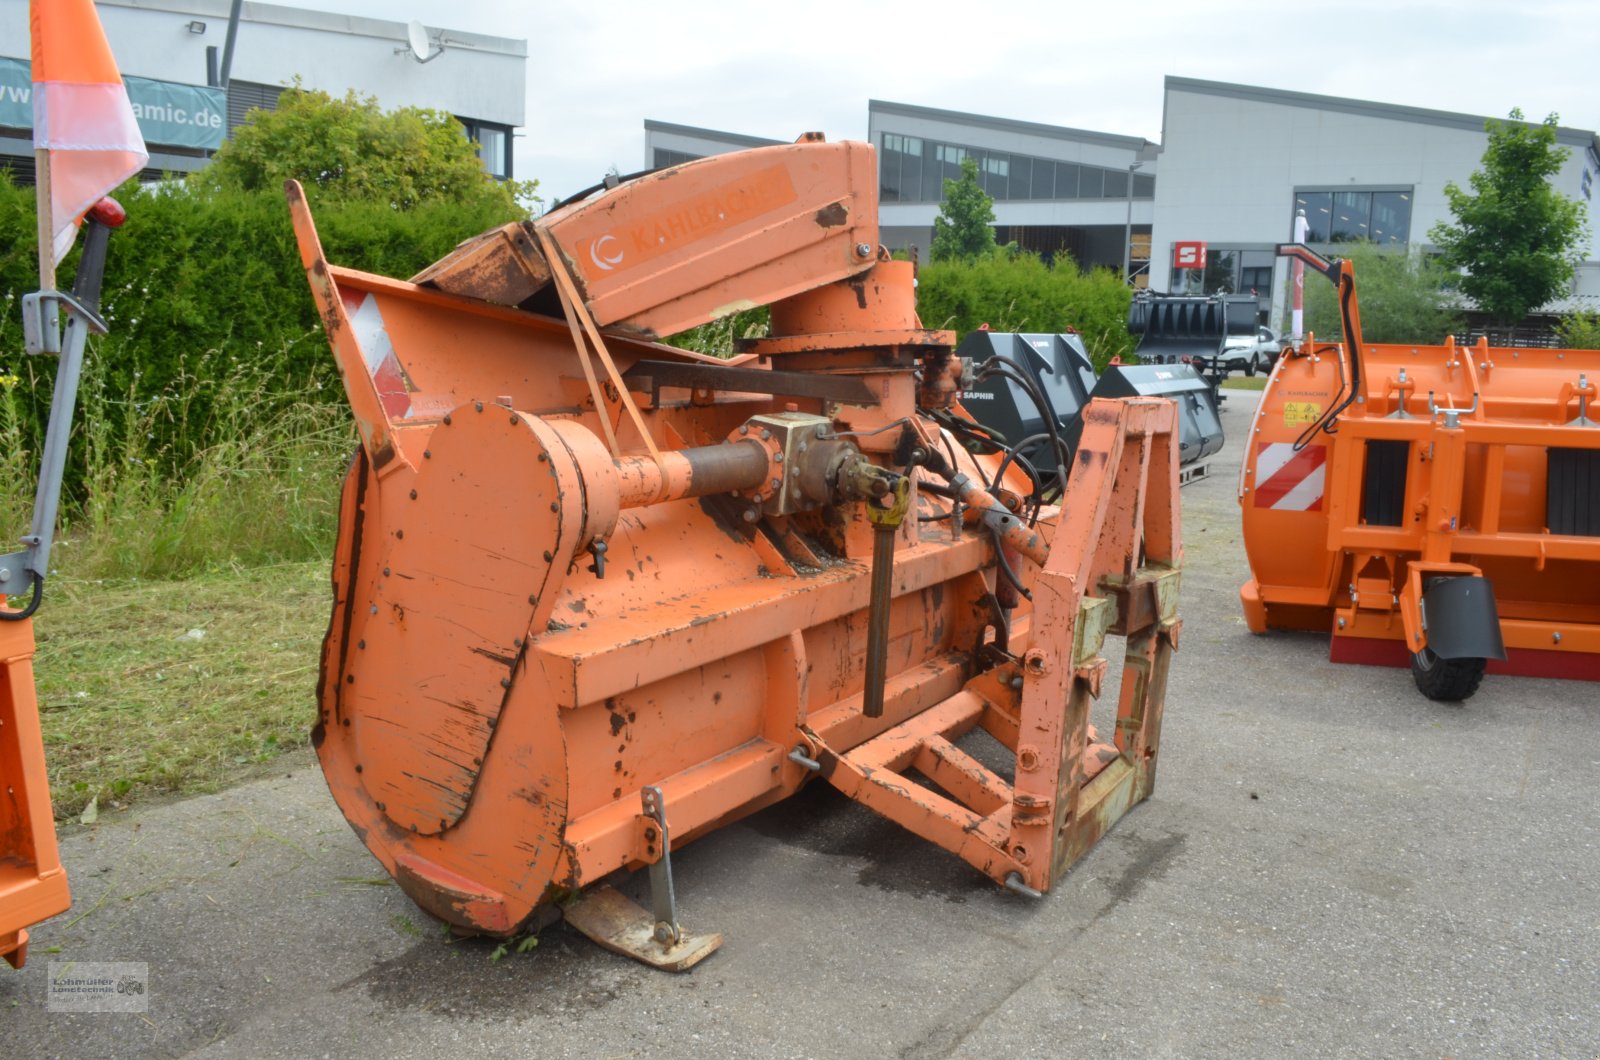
204, 83, 534, 214
1556, 310, 1600, 349
1304, 242, 1464, 344
916, 252, 1134, 369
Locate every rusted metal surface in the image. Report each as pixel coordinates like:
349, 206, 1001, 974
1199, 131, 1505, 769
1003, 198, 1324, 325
291, 139, 1183, 962
1240, 251, 1600, 686
410, 221, 550, 307
563, 885, 723, 972
0, 619, 71, 970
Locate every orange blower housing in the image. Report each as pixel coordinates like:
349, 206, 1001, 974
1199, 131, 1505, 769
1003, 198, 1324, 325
1240, 245, 1600, 700
292, 139, 1183, 967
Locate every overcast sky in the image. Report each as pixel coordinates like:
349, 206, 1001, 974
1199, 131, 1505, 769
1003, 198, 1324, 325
320, 0, 1598, 203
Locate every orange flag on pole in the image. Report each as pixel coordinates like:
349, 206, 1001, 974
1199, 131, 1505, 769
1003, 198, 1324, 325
30, 0, 148, 274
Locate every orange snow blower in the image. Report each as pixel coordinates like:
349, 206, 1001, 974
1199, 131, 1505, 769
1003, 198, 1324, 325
1240, 244, 1600, 700
291, 137, 1182, 970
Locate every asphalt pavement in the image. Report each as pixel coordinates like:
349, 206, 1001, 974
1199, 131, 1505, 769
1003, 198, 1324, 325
5, 389, 1598, 1059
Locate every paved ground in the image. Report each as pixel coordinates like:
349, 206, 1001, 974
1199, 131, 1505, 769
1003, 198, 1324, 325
7, 391, 1598, 1058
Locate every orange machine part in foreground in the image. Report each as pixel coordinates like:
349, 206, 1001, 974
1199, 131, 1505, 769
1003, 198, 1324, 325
0, 618, 70, 969
1240, 247, 1600, 698
292, 139, 1182, 966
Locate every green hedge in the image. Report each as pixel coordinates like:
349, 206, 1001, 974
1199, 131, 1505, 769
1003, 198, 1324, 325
915, 253, 1135, 370
0, 172, 521, 491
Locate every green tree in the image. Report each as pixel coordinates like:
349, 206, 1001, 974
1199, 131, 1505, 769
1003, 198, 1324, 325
1555, 310, 1600, 349
1427, 109, 1589, 325
1304, 243, 1464, 344
204, 84, 533, 214
930, 155, 998, 262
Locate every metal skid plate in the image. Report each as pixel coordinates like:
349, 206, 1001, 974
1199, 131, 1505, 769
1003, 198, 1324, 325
563, 885, 723, 973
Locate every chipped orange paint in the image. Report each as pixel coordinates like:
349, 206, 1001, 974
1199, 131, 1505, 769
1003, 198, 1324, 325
290, 139, 1183, 945
0, 619, 71, 970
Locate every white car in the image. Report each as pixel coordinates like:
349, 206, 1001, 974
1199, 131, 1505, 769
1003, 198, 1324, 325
1219, 326, 1282, 376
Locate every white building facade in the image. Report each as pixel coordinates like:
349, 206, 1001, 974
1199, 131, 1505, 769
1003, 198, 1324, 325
0, 0, 526, 180
1150, 77, 1600, 324
642, 77, 1599, 325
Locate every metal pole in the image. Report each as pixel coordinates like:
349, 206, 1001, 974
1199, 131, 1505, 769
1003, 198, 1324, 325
1122, 163, 1137, 285
33, 148, 54, 292
1292, 209, 1308, 342
218, 0, 243, 88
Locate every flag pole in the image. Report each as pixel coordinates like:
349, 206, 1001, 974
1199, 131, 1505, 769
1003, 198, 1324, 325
34, 146, 54, 292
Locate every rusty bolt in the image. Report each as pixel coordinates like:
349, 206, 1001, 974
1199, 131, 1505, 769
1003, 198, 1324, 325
742, 508, 759, 524
774, 451, 784, 463
346, 674, 355, 684
474, 401, 484, 412
500, 678, 511, 689
357, 640, 366, 650
423, 449, 431, 459
409, 489, 417, 500
855, 242, 872, 258
644, 826, 658, 842
382, 567, 391, 577
538, 452, 548, 462
527, 595, 538, 605
354, 764, 363, 773
550, 502, 559, 512
739, 425, 749, 435
1017, 747, 1040, 772
543, 550, 553, 562
760, 429, 772, 441
443, 414, 452, 426
396, 529, 404, 540
771, 478, 782, 490
1554, 631, 1563, 644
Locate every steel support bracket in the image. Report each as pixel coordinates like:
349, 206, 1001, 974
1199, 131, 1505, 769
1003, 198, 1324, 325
562, 785, 723, 973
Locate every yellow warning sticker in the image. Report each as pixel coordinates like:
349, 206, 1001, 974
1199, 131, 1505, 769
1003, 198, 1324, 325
1282, 401, 1323, 425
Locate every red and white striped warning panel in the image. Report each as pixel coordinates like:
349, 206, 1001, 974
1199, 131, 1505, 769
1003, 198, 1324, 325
341, 291, 416, 420
1253, 442, 1326, 511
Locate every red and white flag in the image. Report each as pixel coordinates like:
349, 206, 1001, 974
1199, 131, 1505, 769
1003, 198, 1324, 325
30, 0, 148, 268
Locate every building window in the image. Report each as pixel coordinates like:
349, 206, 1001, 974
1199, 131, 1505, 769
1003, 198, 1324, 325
653, 147, 701, 170
1294, 187, 1411, 245
879, 133, 1156, 204
459, 118, 513, 179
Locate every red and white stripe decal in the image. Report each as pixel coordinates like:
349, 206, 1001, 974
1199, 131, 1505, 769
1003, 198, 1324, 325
1253, 442, 1326, 511
341, 291, 415, 420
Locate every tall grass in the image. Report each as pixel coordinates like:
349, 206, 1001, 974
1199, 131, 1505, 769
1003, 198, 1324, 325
0, 296, 352, 582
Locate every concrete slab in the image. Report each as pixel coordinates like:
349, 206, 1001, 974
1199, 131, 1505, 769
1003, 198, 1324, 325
5, 390, 1598, 1058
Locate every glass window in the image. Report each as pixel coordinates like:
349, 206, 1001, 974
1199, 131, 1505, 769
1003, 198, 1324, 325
1032, 159, 1056, 198
1055, 163, 1080, 198
1240, 266, 1273, 294
1371, 190, 1412, 245
922, 142, 946, 201
1132, 172, 1155, 199
979, 153, 1008, 199
1009, 155, 1031, 200
900, 140, 922, 202
1078, 166, 1103, 198
1330, 191, 1371, 242
1296, 191, 1333, 242
1103, 167, 1129, 199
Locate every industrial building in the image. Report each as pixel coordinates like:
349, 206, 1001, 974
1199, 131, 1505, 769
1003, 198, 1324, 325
0, 0, 525, 182
643, 78, 1600, 327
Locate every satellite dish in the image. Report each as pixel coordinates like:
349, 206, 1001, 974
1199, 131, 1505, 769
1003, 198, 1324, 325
401, 20, 444, 63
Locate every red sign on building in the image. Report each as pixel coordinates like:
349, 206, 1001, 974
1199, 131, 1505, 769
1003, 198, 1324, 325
1173, 241, 1207, 270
